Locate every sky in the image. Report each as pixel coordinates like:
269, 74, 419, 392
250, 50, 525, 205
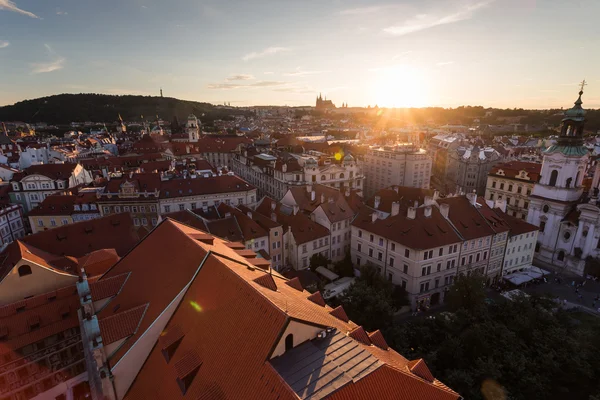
1, 0, 600, 109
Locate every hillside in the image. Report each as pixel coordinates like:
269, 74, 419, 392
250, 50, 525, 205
0, 94, 248, 125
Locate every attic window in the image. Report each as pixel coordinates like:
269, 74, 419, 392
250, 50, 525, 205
18, 265, 32, 277
56, 234, 67, 241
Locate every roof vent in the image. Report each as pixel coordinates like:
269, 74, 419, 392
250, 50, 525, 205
252, 273, 277, 291
349, 326, 371, 346
408, 359, 435, 383
329, 306, 349, 322
368, 330, 389, 350
307, 291, 326, 307
285, 277, 303, 292
174, 350, 202, 395
161, 325, 185, 363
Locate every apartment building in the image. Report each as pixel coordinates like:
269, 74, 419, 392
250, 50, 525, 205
239, 204, 285, 270
0, 203, 26, 247
159, 175, 257, 213
438, 194, 496, 278
9, 163, 94, 213
351, 201, 462, 310
233, 148, 362, 200
28, 193, 100, 234
447, 146, 502, 195
476, 197, 510, 283
485, 160, 541, 219
257, 197, 330, 270
363, 144, 432, 198
499, 211, 539, 276
281, 184, 359, 262
428, 134, 460, 193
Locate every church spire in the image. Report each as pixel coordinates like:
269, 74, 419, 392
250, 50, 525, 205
556, 81, 587, 146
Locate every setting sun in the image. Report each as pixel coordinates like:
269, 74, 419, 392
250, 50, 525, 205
371, 65, 429, 108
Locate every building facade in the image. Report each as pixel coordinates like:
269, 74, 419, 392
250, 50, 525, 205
447, 146, 502, 195
10, 163, 94, 213
485, 161, 541, 219
363, 144, 432, 198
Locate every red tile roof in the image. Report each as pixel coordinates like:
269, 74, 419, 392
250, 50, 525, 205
98, 304, 148, 345
408, 359, 435, 383
368, 330, 388, 350
489, 160, 541, 182
21, 213, 143, 257
86, 218, 459, 400
307, 291, 326, 307
349, 326, 371, 345
285, 277, 303, 291
437, 196, 496, 240
160, 175, 255, 198
13, 163, 78, 181
352, 206, 462, 250
330, 305, 349, 322
494, 208, 540, 235
367, 187, 435, 213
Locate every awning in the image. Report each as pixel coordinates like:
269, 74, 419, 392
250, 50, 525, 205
502, 266, 550, 286
315, 266, 339, 281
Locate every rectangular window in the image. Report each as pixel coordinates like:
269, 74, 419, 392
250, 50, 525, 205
378, 252, 383, 261
164, 205, 171, 213
435, 278, 440, 288
140, 206, 146, 212
469, 255, 473, 264
302, 244, 307, 254
132, 206, 138, 213
401, 280, 407, 289
439, 248, 443, 257
62, 219, 68, 225
369, 248, 373, 257
422, 267, 427, 276
461, 257, 466, 266
152, 218, 157, 226
134, 218, 140, 226
370, 235, 374, 243
405, 249, 410, 258
389, 257, 394, 267
403, 264, 408, 274
539, 221, 545, 232
179, 204, 185, 211
37, 220, 43, 227
358, 243, 362, 252
50, 219, 56, 227
391, 243, 396, 251
476, 253, 480, 262
142, 218, 148, 226
358, 230, 362, 238
437, 263, 441, 272
483, 251, 487, 260
103, 206, 110, 214
378, 238, 383, 246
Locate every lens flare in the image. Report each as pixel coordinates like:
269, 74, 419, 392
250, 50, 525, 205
190, 301, 202, 312
334, 152, 343, 161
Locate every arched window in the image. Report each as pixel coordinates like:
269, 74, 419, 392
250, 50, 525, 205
339, 173, 345, 179
548, 170, 558, 187
18, 265, 32, 277
566, 178, 572, 188
321, 175, 326, 181
285, 334, 294, 352
575, 172, 580, 187
557, 251, 565, 261
350, 171, 354, 178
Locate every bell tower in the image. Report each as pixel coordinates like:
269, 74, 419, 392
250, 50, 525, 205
527, 82, 590, 271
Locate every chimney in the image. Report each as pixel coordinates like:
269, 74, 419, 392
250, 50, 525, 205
321, 193, 325, 203
307, 184, 312, 193
414, 200, 418, 208
372, 213, 378, 223
345, 187, 350, 197
393, 186, 399, 194
424, 206, 432, 218
391, 201, 400, 217
247, 211, 252, 219
328, 196, 334, 203
424, 196, 433, 206
485, 199, 494, 209
407, 207, 416, 220
271, 201, 276, 211
311, 191, 316, 201
466, 191, 477, 206
293, 205, 299, 215
439, 203, 450, 219
495, 198, 507, 213
433, 190, 440, 200
271, 212, 277, 222
374, 196, 381, 209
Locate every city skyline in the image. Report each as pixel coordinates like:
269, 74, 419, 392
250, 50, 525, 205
1, 0, 600, 108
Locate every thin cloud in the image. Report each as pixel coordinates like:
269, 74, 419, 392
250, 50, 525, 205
31, 44, 65, 74
437, 61, 454, 66
207, 80, 288, 90
392, 51, 412, 60
242, 47, 290, 62
384, 0, 494, 36
227, 74, 255, 81
339, 5, 392, 15
56, 11, 67, 15
284, 67, 325, 77
0, 0, 40, 19
264, 71, 274, 75
0, 40, 9, 49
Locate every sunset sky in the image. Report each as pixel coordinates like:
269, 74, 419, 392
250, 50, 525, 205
1, 0, 599, 108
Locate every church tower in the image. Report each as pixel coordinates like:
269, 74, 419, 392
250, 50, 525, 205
528, 83, 590, 272
186, 114, 200, 142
